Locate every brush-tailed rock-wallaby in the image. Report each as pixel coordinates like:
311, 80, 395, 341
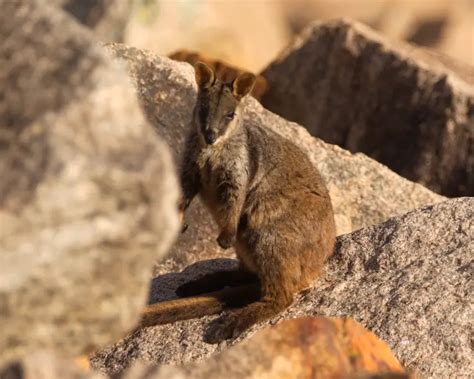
141, 62, 336, 343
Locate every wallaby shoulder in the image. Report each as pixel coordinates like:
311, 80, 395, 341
243, 122, 330, 197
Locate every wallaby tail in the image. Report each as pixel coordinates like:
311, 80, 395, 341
139, 283, 260, 327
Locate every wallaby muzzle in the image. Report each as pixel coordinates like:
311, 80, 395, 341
204, 130, 217, 145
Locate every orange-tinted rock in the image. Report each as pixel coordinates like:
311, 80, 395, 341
169, 49, 267, 100
179, 317, 405, 379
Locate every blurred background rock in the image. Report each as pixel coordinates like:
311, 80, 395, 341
115, 0, 473, 72
53, 0, 133, 42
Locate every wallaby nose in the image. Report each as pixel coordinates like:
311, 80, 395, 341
204, 130, 216, 145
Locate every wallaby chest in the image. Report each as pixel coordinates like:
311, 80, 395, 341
196, 139, 248, 215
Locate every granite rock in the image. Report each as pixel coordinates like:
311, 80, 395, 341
0, 1, 179, 365
261, 19, 474, 196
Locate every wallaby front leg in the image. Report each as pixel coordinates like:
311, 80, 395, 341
178, 195, 192, 233
217, 191, 245, 249
179, 130, 201, 232
180, 167, 200, 214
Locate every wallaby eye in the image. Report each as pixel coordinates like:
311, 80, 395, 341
225, 112, 235, 120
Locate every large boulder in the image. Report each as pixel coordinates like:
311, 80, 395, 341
261, 19, 474, 197
0, 1, 179, 365
92, 198, 472, 378
299, 197, 473, 378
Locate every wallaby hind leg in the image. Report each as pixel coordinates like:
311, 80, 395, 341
176, 268, 258, 297
205, 286, 293, 343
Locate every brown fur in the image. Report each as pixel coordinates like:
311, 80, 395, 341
140, 283, 260, 327
141, 62, 336, 342
169, 49, 267, 100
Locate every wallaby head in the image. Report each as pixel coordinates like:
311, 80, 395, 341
193, 61, 256, 145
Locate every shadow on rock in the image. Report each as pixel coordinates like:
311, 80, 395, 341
147, 258, 240, 304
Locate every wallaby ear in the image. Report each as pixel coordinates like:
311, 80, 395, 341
232, 72, 256, 100
194, 61, 215, 89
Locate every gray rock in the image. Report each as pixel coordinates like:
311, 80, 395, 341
51, 0, 132, 42
261, 19, 474, 197
295, 197, 473, 378
0, 1, 179, 365
92, 198, 473, 378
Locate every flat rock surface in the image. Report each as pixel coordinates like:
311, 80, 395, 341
92, 198, 473, 378
0, 2, 179, 365
261, 19, 474, 197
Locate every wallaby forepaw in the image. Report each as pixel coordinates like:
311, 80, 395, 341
217, 231, 235, 249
